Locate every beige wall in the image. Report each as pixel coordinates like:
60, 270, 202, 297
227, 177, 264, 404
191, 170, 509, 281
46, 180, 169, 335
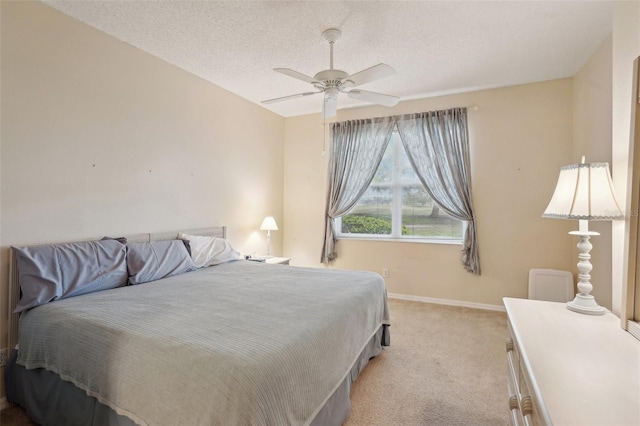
612, 1, 640, 316
284, 79, 576, 308
572, 35, 614, 310
0, 1, 284, 398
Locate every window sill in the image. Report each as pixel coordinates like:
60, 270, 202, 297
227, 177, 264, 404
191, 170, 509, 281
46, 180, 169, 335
336, 236, 462, 245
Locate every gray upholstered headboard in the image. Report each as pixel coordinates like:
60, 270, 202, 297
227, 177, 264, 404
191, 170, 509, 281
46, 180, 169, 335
7, 226, 226, 351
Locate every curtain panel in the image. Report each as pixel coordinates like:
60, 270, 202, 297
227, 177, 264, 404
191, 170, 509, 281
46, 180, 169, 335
321, 107, 480, 275
320, 117, 396, 263
395, 108, 480, 275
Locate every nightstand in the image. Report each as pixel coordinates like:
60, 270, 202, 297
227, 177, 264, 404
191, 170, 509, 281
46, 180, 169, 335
264, 257, 290, 265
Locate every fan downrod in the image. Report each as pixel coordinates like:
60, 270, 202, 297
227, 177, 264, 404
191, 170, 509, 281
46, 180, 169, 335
316, 28, 346, 82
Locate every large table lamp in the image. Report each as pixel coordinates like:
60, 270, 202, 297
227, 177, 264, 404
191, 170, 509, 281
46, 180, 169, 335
542, 157, 623, 315
260, 216, 279, 256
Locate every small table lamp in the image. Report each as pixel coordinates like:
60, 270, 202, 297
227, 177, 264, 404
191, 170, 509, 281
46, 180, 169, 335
542, 156, 623, 315
260, 216, 279, 256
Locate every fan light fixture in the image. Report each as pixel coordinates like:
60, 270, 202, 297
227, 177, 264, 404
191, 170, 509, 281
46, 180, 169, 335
261, 28, 399, 120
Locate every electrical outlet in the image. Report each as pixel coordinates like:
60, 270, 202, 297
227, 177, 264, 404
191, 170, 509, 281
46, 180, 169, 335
0, 348, 8, 367
383, 268, 389, 278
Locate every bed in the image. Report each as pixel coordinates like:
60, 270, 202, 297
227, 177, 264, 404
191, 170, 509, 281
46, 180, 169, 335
4, 227, 390, 426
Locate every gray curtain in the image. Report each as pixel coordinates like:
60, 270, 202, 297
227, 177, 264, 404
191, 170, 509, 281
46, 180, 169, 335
321, 117, 396, 263
396, 108, 481, 275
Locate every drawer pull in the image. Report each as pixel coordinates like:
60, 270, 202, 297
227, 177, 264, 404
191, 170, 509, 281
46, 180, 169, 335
520, 395, 533, 416
506, 338, 514, 352
509, 395, 519, 411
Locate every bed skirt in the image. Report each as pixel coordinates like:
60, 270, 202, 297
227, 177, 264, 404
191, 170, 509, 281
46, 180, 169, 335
5, 324, 389, 426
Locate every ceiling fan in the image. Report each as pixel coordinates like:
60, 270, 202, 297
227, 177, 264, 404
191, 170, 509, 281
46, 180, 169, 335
261, 28, 399, 120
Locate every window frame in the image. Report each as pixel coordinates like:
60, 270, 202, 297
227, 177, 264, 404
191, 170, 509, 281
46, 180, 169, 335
335, 132, 465, 245
623, 56, 640, 339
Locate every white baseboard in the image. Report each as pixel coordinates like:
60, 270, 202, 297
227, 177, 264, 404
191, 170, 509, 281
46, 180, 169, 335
388, 292, 506, 312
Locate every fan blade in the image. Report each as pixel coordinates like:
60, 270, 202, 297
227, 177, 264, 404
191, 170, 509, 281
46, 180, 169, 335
274, 68, 319, 85
342, 63, 395, 87
348, 89, 399, 107
323, 94, 338, 120
261, 91, 321, 104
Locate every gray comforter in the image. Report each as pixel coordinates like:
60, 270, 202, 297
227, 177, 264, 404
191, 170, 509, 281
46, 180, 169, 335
17, 261, 389, 426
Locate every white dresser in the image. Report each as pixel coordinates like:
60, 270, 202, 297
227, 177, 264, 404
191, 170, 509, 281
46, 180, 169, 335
503, 297, 640, 426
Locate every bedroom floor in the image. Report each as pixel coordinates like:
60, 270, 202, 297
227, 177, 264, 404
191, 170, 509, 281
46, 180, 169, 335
344, 298, 508, 425
1, 403, 35, 426
1, 298, 508, 426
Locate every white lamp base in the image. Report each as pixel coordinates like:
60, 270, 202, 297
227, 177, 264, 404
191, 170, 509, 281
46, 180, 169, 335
266, 230, 272, 256
566, 223, 606, 316
566, 295, 606, 315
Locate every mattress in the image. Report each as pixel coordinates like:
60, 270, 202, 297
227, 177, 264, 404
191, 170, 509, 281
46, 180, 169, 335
10, 260, 390, 425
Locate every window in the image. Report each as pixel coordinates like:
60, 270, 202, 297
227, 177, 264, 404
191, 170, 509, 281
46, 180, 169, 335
336, 133, 463, 242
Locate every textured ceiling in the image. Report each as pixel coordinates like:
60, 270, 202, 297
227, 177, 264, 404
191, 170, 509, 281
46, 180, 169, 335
42, 1, 613, 118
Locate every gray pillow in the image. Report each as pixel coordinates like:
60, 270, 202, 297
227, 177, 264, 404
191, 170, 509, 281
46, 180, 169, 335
127, 240, 196, 285
13, 239, 128, 312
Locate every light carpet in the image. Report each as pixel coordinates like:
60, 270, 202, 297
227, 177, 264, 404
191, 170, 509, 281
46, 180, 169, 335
344, 298, 508, 425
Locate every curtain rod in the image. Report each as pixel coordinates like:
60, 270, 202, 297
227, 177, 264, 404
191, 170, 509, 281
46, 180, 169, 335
328, 105, 480, 125
321, 104, 478, 154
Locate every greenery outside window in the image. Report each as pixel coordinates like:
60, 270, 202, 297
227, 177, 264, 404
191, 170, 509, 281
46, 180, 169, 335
336, 133, 463, 242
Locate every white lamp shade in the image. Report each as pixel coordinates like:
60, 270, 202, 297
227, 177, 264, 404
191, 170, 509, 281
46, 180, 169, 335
542, 162, 623, 220
260, 216, 279, 231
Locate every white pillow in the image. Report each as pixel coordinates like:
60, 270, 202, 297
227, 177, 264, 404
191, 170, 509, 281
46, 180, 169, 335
178, 233, 242, 268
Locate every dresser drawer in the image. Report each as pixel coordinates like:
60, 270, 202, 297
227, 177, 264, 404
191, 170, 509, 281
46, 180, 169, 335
506, 348, 523, 426
506, 321, 536, 426
517, 358, 543, 426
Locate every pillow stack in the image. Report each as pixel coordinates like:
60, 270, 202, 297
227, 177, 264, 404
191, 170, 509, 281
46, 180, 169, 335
12, 233, 243, 313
